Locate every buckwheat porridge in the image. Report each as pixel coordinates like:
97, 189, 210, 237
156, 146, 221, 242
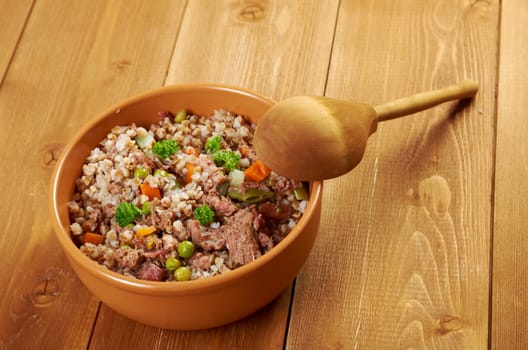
68, 110, 309, 282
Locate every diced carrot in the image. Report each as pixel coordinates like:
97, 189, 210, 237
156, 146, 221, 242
135, 226, 157, 237
84, 232, 104, 245
244, 159, 271, 182
185, 163, 196, 183
184, 147, 199, 157
140, 183, 161, 200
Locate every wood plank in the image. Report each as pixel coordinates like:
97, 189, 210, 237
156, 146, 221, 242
0, 1, 186, 348
287, 0, 498, 349
0, 0, 33, 83
89, 287, 291, 350
492, 0, 528, 348
165, 0, 338, 100
89, 0, 339, 347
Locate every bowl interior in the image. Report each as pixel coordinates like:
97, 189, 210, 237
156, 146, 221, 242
50, 84, 322, 292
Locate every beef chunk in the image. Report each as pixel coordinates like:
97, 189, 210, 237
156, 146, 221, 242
187, 220, 226, 250
137, 262, 165, 281
222, 210, 261, 267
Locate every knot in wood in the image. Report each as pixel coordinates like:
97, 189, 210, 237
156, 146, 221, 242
40, 143, 64, 167
31, 276, 61, 307
437, 314, 463, 334
111, 59, 132, 71
239, 3, 265, 21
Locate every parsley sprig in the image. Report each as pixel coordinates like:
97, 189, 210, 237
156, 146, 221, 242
194, 204, 215, 226
152, 139, 179, 159
205, 135, 222, 154
115, 202, 150, 227
214, 150, 240, 171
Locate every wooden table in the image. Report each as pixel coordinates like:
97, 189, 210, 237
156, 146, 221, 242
1, 1, 525, 349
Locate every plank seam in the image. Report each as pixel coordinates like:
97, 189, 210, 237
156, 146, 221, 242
488, 0, 503, 349
86, 302, 102, 350
0, 0, 37, 89
322, 0, 342, 97
282, 279, 297, 350
163, 0, 190, 86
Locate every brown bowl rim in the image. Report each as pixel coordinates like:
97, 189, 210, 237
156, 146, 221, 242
49, 83, 323, 297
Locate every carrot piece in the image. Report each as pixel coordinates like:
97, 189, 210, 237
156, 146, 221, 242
140, 183, 161, 200
135, 226, 157, 237
185, 163, 196, 183
184, 147, 199, 157
244, 159, 271, 182
84, 232, 104, 245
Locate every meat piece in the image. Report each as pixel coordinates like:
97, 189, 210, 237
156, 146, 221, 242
187, 220, 226, 250
239, 181, 270, 193
270, 175, 295, 193
188, 252, 214, 270
137, 262, 165, 281
223, 210, 261, 267
258, 202, 291, 221
150, 199, 175, 230
113, 247, 144, 269
251, 206, 264, 231
158, 111, 174, 120
203, 192, 237, 217
144, 248, 167, 259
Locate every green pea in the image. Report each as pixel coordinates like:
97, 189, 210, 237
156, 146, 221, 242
141, 201, 151, 215
174, 266, 192, 281
174, 110, 187, 123
165, 257, 181, 271
177, 240, 195, 259
154, 169, 169, 177
134, 166, 150, 179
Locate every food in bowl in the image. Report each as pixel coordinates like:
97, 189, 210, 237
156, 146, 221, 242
50, 84, 322, 330
67, 109, 310, 282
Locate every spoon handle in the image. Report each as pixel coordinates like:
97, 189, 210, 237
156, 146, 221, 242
374, 80, 479, 122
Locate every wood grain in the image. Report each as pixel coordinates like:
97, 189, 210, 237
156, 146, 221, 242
287, 0, 498, 349
0, 1, 185, 348
2, 0, 525, 348
492, 0, 528, 348
89, 287, 291, 350
0, 0, 33, 83
165, 0, 339, 100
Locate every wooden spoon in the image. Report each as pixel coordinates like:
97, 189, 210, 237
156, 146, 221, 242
253, 80, 478, 181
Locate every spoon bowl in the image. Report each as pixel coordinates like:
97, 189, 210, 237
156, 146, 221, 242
254, 80, 479, 180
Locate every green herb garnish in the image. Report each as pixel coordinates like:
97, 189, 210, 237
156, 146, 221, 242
115, 202, 142, 227
205, 135, 222, 154
152, 139, 179, 159
214, 150, 240, 171
194, 204, 215, 226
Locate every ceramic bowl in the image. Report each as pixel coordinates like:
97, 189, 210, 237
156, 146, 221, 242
49, 84, 322, 330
